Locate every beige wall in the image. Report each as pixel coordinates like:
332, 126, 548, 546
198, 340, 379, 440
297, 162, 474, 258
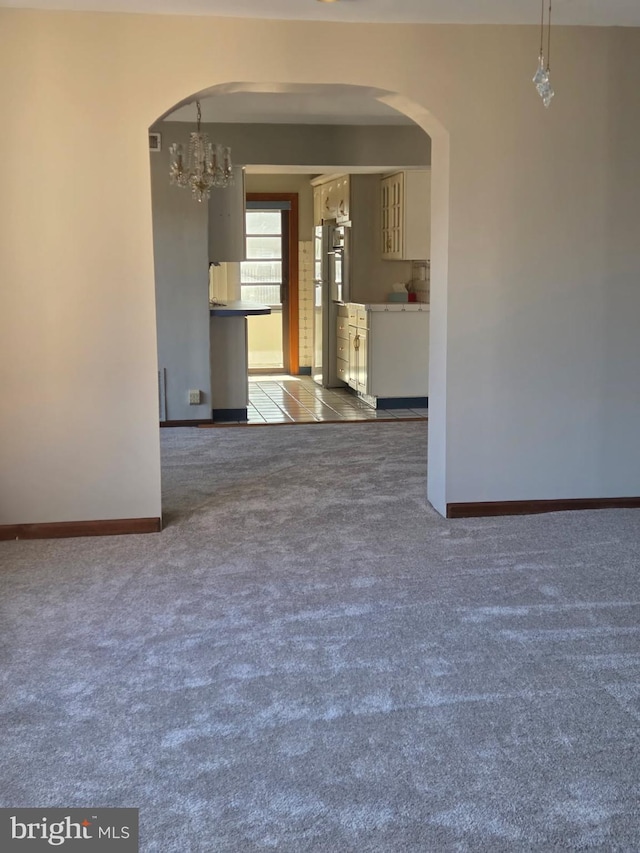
1, 10, 639, 524
245, 173, 315, 239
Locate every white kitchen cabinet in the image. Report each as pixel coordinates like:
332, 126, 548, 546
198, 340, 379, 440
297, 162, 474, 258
347, 302, 368, 394
333, 175, 350, 223
311, 174, 350, 223
336, 305, 349, 384
320, 180, 335, 221
380, 170, 431, 261
348, 324, 368, 394
347, 304, 359, 390
313, 186, 323, 226
345, 303, 429, 402
313, 173, 422, 304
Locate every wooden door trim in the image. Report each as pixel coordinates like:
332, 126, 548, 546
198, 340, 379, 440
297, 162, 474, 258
246, 192, 299, 375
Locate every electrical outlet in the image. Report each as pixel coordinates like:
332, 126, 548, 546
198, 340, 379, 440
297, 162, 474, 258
188, 389, 202, 405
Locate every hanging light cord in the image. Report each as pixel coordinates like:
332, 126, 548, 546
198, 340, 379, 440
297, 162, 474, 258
538, 0, 552, 67
533, 0, 555, 106
546, 0, 552, 70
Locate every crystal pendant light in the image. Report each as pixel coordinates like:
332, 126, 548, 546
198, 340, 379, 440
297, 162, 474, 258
169, 101, 234, 202
533, 0, 555, 107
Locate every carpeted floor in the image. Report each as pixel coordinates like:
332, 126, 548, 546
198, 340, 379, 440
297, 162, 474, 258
1, 422, 639, 851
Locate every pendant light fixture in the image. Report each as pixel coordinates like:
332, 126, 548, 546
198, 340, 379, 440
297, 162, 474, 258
533, 0, 555, 107
168, 101, 234, 203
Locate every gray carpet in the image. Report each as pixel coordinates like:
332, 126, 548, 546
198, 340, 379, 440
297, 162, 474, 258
1, 422, 639, 852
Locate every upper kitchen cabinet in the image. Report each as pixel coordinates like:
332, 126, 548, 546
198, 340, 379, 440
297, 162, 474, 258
333, 175, 350, 223
313, 185, 323, 227
312, 174, 350, 224
380, 170, 431, 261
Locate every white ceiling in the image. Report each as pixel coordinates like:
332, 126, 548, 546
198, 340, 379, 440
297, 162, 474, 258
167, 91, 412, 125
1, 0, 640, 26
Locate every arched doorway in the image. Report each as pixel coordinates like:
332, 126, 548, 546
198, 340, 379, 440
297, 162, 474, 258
149, 82, 450, 515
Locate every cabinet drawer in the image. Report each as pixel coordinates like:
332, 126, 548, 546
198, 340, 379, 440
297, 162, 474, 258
336, 357, 349, 383
336, 316, 349, 340
336, 338, 349, 361
356, 308, 368, 329
337, 303, 349, 318
347, 304, 359, 325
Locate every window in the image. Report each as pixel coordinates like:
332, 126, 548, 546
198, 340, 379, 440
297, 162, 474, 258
241, 211, 282, 306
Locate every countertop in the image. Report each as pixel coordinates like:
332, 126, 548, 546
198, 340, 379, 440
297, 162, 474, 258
209, 300, 271, 317
350, 302, 430, 313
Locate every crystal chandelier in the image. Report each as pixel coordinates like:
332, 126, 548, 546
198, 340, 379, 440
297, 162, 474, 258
169, 101, 234, 202
533, 0, 555, 107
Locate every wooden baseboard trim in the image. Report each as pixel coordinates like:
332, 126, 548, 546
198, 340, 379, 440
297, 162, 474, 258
0, 517, 162, 541
447, 497, 640, 519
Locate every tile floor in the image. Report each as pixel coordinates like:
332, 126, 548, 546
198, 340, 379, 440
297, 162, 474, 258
242, 375, 428, 425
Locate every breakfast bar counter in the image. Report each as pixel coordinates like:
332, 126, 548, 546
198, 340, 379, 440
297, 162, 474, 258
209, 301, 271, 422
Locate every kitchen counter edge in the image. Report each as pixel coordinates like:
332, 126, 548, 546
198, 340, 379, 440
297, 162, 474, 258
339, 302, 430, 313
209, 300, 271, 317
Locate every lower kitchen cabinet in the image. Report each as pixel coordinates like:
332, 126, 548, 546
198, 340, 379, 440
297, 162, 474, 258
336, 305, 350, 385
348, 324, 368, 394
342, 303, 429, 404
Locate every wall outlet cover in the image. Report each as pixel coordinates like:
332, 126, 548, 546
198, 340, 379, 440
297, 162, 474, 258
188, 389, 202, 405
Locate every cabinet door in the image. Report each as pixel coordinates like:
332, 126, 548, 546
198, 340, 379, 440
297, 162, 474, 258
348, 326, 358, 390
335, 175, 350, 222
321, 181, 335, 221
356, 327, 368, 394
381, 179, 390, 255
313, 186, 323, 226
381, 173, 403, 260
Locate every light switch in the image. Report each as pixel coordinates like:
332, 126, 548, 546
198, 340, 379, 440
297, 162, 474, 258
188, 389, 202, 405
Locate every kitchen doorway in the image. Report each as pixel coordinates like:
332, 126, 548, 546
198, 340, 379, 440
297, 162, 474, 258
244, 193, 299, 375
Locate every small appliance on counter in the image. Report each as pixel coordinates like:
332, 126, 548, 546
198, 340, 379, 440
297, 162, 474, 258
387, 282, 409, 303
409, 259, 430, 302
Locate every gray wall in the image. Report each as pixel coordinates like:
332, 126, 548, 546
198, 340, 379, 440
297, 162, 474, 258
150, 126, 210, 421
155, 122, 431, 169
348, 174, 414, 303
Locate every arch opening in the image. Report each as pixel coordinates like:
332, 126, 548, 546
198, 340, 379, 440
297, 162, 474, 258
150, 81, 450, 516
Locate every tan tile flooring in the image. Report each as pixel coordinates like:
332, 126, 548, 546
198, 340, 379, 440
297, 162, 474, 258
245, 375, 428, 425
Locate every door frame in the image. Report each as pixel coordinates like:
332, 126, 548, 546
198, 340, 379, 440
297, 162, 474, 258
246, 192, 299, 375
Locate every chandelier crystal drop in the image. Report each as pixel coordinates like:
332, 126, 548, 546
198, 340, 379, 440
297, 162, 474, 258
169, 101, 234, 202
533, 0, 555, 108
533, 55, 554, 108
